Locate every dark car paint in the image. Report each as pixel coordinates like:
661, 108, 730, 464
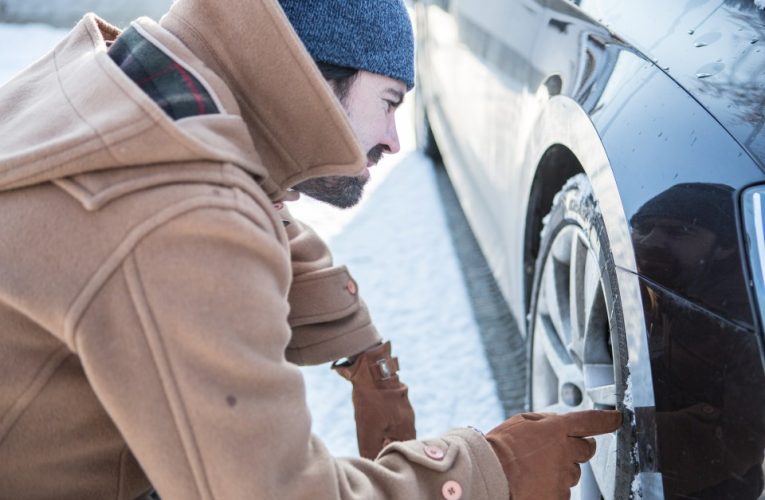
574, 0, 765, 169
416, 0, 765, 497
582, 51, 761, 328
641, 278, 765, 498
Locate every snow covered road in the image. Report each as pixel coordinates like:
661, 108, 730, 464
0, 22, 505, 458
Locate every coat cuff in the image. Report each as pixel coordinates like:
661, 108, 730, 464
450, 428, 510, 499
288, 265, 359, 326
376, 428, 509, 500
285, 300, 382, 365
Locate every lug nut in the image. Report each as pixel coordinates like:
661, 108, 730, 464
561, 383, 583, 407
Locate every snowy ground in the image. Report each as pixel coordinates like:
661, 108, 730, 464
0, 23, 70, 84
0, 22, 505, 459
0, 0, 171, 28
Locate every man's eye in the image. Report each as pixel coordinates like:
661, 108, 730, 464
385, 100, 397, 112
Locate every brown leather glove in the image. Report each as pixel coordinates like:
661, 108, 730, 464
486, 410, 623, 500
333, 341, 416, 459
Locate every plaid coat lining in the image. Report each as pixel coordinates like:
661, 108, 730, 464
108, 26, 219, 120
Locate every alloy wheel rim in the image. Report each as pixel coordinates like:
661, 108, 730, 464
531, 224, 620, 500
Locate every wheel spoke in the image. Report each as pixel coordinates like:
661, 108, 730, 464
590, 433, 619, 500
572, 462, 600, 500
584, 364, 616, 407
537, 314, 574, 381
535, 313, 586, 411
586, 384, 617, 407
582, 245, 603, 340
542, 257, 569, 345
569, 233, 587, 343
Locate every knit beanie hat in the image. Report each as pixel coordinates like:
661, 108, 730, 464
277, 0, 415, 90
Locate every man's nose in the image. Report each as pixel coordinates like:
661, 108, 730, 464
384, 117, 401, 154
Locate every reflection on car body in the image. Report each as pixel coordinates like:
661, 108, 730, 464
415, 0, 765, 498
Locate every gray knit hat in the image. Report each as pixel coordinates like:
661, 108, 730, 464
278, 0, 415, 90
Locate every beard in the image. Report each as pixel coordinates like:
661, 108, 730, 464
292, 175, 367, 209
293, 144, 386, 208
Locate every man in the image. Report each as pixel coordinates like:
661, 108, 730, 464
0, 0, 620, 498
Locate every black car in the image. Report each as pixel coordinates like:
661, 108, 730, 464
415, 0, 765, 498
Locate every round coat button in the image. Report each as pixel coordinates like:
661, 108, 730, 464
347, 279, 358, 295
424, 445, 445, 460
442, 480, 462, 500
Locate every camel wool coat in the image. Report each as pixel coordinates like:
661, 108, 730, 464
0, 0, 509, 498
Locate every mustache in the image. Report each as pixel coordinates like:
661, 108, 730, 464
367, 144, 387, 164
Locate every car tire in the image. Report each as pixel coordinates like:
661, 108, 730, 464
527, 174, 633, 500
414, 87, 441, 161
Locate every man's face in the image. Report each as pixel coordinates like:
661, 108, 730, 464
294, 70, 405, 208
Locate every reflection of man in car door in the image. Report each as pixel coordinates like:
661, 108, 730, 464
632, 183, 765, 498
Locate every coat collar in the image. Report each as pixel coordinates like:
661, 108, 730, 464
159, 0, 367, 199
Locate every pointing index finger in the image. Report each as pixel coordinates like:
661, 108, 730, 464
564, 410, 623, 437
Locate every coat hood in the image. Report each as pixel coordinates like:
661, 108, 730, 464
0, 0, 366, 200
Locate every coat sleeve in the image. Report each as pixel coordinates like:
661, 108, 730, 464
71, 202, 508, 500
283, 207, 382, 365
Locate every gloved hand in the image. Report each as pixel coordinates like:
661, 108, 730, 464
486, 410, 623, 500
333, 341, 416, 459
